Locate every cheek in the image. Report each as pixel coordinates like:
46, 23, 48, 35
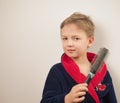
76, 42, 88, 50
62, 43, 66, 50
75, 43, 82, 48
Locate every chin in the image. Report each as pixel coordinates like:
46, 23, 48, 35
66, 53, 78, 58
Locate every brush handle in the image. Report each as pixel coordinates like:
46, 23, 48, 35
84, 72, 94, 84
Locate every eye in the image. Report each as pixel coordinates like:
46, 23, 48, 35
62, 37, 68, 40
74, 37, 80, 40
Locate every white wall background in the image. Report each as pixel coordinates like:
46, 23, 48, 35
0, 0, 120, 103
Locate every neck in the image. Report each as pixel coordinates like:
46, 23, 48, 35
72, 54, 91, 76
72, 53, 90, 65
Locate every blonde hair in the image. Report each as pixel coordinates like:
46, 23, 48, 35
60, 12, 95, 37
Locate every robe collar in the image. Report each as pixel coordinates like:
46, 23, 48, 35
61, 52, 107, 103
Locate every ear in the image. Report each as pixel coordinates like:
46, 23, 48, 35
87, 36, 94, 48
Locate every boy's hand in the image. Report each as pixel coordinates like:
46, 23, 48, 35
65, 83, 88, 103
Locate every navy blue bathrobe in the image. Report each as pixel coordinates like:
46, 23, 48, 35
40, 63, 117, 103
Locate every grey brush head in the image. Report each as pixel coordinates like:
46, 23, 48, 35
91, 47, 108, 74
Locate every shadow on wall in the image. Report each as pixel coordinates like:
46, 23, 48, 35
88, 21, 106, 52
89, 22, 119, 102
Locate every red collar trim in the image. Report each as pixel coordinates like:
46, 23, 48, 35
61, 52, 107, 103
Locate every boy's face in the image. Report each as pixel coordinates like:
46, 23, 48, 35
61, 23, 94, 59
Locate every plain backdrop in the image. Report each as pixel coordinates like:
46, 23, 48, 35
0, 0, 120, 103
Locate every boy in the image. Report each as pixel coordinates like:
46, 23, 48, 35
40, 12, 117, 103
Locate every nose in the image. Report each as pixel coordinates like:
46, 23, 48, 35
67, 39, 74, 47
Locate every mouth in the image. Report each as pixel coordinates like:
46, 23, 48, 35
67, 49, 75, 52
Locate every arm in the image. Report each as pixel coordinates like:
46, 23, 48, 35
40, 68, 66, 103
102, 71, 118, 103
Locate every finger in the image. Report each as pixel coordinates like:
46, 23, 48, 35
77, 83, 88, 87
76, 91, 86, 97
75, 86, 88, 93
74, 83, 88, 90
71, 83, 88, 93
73, 96, 85, 103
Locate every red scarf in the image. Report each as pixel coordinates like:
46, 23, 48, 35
61, 52, 107, 103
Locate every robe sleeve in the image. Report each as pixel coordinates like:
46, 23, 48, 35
102, 71, 118, 103
40, 66, 66, 103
